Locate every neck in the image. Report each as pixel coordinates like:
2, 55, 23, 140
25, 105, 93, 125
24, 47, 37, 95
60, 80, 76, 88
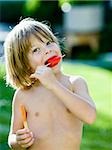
54, 70, 63, 81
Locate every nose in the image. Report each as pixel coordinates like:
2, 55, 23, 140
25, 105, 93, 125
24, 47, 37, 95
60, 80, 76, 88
45, 47, 52, 55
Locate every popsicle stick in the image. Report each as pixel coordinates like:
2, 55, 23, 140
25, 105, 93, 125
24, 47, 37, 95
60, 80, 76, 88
61, 54, 65, 58
20, 105, 29, 129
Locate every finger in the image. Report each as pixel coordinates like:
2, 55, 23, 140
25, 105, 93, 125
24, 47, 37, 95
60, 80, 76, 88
30, 74, 35, 79
16, 128, 30, 135
21, 137, 35, 148
30, 71, 42, 79
30, 66, 50, 79
18, 136, 32, 145
16, 133, 30, 141
36, 66, 50, 72
30, 74, 38, 79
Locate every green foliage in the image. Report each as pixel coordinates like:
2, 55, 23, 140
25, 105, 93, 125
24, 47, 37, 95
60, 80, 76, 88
0, 63, 14, 100
24, 0, 41, 15
0, 63, 14, 150
0, 63, 5, 79
58, 0, 103, 6
24, 0, 103, 11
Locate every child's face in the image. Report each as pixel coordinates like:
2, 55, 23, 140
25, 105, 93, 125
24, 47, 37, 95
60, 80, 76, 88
28, 35, 62, 72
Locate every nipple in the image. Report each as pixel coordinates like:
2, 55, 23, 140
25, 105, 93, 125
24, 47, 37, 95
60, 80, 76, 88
66, 108, 71, 113
35, 112, 39, 117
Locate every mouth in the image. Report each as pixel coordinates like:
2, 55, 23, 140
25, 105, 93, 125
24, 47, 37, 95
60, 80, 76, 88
44, 55, 61, 68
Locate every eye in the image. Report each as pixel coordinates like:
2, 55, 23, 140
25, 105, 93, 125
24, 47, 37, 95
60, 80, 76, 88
32, 48, 41, 53
46, 40, 52, 45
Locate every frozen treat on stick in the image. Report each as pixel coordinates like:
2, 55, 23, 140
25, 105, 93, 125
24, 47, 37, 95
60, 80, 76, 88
20, 105, 29, 129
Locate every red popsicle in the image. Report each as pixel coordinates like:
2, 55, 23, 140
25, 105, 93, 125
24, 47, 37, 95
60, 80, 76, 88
20, 105, 29, 129
45, 55, 65, 67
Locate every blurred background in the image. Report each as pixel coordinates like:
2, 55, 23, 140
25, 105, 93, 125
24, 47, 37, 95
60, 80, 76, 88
0, 0, 112, 150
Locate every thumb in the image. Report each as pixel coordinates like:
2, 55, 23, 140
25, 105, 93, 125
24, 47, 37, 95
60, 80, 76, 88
30, 74, 36, 79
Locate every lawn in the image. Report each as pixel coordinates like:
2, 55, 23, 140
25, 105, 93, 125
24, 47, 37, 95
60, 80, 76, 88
0, 61, 112, 150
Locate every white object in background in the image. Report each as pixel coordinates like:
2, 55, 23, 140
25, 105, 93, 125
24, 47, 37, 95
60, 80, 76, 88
64, 5, 104, 33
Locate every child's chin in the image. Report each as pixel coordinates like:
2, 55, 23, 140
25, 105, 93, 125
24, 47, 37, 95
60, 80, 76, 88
52, 63, 61, 72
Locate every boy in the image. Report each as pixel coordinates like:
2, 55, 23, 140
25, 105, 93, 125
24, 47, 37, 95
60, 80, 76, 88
4, 18, 96, 150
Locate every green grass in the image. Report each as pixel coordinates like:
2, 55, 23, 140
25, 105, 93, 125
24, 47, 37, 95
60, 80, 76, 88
0, 61, 112, 150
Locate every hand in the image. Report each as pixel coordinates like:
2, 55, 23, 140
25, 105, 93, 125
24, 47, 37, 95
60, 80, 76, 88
16, 128, 34, 148
30, 65, 57, 89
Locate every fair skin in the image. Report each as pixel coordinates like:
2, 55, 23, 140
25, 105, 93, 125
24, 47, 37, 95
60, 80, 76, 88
8, 35, 96, 150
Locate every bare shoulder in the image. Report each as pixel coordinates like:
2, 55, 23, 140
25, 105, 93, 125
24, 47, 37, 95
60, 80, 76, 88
69, 75, 87, 83
12, 88, 26, 106
69, 75, 94, 101
69, 75, 88, 92
68, 75, 96, 107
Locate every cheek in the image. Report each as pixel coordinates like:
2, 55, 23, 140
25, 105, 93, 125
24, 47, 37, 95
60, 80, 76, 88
53, 44, 61, 54
57, 48, 62, 56
28, 55, 42, 71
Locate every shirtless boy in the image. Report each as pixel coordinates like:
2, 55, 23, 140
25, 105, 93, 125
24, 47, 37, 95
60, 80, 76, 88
4, 18, 96, 150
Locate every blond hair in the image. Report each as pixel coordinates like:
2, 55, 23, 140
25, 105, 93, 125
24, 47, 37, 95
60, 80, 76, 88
4, 18, 58, 89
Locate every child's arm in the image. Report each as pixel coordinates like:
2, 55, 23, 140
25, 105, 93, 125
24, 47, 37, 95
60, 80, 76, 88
51, 76, 96, 124
8, 90, 34, 149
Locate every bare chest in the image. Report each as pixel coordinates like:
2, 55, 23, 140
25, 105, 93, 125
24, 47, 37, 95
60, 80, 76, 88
23, 86, 83, 150
24, 87, 82, 137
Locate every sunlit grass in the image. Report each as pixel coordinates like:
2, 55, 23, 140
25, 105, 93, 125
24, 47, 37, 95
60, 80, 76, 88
0, 63, 5, 78
0, 61, 112, 150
